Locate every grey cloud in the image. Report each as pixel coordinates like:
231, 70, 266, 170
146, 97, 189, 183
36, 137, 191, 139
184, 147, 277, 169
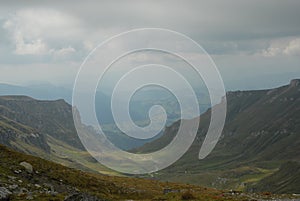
2, 0, 300, 42
1, 0, 300, 56
0, 0, 300, 88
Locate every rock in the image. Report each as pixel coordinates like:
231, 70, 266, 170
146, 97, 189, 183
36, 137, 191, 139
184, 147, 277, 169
8, 184, 18, 190
0, 187, 12, 201
14, 170, 22, 174
64, 193, 105, 201
7, 175, 16, 180
20, 162, 33, 173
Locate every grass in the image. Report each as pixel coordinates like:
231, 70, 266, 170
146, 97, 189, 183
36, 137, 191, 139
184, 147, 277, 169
1, 143, 292, 201
46, 135, 120, 176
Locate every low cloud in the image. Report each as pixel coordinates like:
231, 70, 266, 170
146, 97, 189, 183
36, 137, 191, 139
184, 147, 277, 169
283, 38, 300, 56
262, 38, 300, 57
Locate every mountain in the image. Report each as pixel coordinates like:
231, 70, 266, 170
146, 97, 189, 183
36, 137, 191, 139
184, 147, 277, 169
135, 79, 300, 193
0, 93, 162, 153
0, 95, 176, 174
0, 83, 211, 150
1, 79, 299, 195
0, 83, 210, 150
0, 95, 115, 174
0, 96, 83, 149
0, 144, 296, 201
0, 83, 72, 103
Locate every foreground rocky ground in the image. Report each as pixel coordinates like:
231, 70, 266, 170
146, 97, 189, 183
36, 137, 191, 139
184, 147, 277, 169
1, 145, 299, 201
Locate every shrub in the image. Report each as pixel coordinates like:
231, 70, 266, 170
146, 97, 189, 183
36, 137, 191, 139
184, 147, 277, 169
181, 190, 195, 200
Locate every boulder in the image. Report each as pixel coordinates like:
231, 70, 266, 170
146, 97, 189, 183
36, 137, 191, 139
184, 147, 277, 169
64, 193, 105, 201
20, 162, 33, 173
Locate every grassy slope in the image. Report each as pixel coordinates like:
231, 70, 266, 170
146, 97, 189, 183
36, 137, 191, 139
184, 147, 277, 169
0, 144, 275, 201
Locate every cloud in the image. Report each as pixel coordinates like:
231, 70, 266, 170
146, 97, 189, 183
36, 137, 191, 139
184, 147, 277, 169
0, 0, 300, 89
13, 32, 48, 55
283, 38, 300, 56
262, 38, 300, 57
51, 47, 76, 58
2, 8, 80, 56
2, 1, 300, 57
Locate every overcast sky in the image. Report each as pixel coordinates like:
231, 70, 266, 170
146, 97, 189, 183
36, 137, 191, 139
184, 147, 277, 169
0, 0, 300, 90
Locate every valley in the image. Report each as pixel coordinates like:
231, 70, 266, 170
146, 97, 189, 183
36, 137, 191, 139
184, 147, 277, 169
0, 79, 299, 200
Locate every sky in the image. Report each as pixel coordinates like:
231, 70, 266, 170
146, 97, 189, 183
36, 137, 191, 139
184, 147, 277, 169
0, 0, 300, 91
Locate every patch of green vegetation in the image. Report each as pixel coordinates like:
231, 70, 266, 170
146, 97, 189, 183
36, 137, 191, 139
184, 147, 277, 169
248, 161, 300, 194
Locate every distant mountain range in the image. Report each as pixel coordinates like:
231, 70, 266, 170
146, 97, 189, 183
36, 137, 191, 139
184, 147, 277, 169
0, 83, 72, 103
0, 83, 210, 150
135, 79, 300, 193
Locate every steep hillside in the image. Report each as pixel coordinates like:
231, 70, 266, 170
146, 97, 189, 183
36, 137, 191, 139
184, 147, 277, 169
135, 79, 300, 193
0, 96, 113, 175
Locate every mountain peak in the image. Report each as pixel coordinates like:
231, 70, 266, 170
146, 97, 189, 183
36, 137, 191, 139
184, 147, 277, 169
0, 95, 34, 101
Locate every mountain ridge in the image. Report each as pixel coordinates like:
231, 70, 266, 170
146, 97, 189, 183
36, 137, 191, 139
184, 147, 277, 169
135, 79, 300, 193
